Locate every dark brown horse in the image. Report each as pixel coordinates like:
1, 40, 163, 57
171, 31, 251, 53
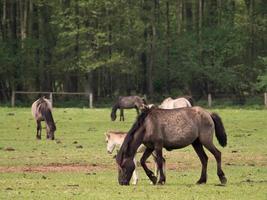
31, 97, 56, 140
111, 96, 146, 121
116, 106, 227, 185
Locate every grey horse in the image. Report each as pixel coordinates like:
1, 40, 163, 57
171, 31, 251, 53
31, 97, 56, 140
111, 96, 146, 121
116, 106, 227, 185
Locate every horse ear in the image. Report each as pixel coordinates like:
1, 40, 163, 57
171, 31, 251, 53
105, 132, 110, 138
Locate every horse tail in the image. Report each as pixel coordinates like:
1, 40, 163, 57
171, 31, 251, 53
210, 113, 227, 147
185, 96, 194, 106
116, 107, 152, 165
39, 102, 56, 131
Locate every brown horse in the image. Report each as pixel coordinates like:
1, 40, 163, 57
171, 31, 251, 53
111, 96, 146, 121
116, 106, 227, 185
31, 97, 56, 140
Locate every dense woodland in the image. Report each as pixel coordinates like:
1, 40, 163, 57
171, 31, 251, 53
0, 0, 266, 103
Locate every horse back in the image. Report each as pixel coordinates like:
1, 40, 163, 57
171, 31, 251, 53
119, 96, 144, 108
31, 98, 52, 120
143, 107, 213, 149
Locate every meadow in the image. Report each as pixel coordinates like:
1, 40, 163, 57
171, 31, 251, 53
0, 107, 266, 199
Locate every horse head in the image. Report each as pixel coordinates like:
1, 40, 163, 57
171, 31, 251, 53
117, 156, 135, 185
47, 122, 56, 140
105, 132, 116, 153
111, 111, 117, 121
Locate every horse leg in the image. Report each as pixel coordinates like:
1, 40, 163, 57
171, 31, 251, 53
36, 120, 41, 140
152, 152, 158, 178
140, 148, 157, 185
135, 107, 139, 115
152, 150, 166, 182
192, 139, 208, 184
132, 157, 138, 185
120, 109, 124, 121
46, 126, 50, 139
154, 148, 166, 185
203, 142, 227, 185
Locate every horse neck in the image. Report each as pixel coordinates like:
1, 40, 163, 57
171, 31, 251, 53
123, 127, 144, 158
112, 103, 119, 113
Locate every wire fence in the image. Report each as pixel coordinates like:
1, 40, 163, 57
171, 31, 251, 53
11, 91, 93, 108
1, 91, 267, 108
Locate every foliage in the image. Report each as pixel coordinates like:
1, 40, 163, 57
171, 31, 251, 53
0, 0, 266, 100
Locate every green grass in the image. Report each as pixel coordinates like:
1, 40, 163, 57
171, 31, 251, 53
0, 107, 266, 199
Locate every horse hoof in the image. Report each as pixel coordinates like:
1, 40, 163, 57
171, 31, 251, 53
220, 176, 227, 185
196, 179, 206, 184
151, 176, 157, 185
157, 181, 165, 185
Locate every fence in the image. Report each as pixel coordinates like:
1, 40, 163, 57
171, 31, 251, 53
205, 93, 267, 107
9, 91, 267, 108
11, 91, 93, 108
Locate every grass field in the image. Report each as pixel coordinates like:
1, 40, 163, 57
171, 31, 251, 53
0, 107, 266, 199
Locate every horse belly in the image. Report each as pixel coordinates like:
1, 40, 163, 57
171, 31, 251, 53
162, 124, 198, 149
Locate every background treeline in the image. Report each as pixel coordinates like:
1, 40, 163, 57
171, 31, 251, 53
0, 0, 266, 103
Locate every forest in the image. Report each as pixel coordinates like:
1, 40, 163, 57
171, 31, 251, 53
0, 0, 266, 103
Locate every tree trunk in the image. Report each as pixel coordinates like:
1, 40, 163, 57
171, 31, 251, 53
19, 0, 27, 43
176, 0, 183, 34
198, 0, 203, 39
166, 0, 171, 93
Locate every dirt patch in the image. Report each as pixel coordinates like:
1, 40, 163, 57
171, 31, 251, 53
4, 147, 15, 151
0, 162, 197, 173
0, 163, 109, 173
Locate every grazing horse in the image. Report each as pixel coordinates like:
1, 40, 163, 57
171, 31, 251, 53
159, 96, 193, 109
31, 97, 56, 140
116, 107, 227, 185
111, 96, 146, 121
105, 131, 165, 185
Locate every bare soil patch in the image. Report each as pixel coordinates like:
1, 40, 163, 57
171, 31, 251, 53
0, 163, 109, 173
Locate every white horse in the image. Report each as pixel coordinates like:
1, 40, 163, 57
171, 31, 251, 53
105, 131, 165, 185
159, 97, 192, 109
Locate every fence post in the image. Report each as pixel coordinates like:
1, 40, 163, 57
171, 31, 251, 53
208, 93, 212, 107
264, 93, 267, 108
89, 92, 93, 108
11, 91, 15, 107
49, 92, 53, 107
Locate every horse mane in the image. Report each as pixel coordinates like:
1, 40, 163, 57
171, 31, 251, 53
184, 96, 194, 106
116, 107, 152, 166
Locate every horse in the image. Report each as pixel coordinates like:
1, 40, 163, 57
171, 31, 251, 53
159, 96, 193, 109
116, 106, 227, 185
31, 97, 56, 140
105, 131, 165, 185
111, 96, 147, 121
